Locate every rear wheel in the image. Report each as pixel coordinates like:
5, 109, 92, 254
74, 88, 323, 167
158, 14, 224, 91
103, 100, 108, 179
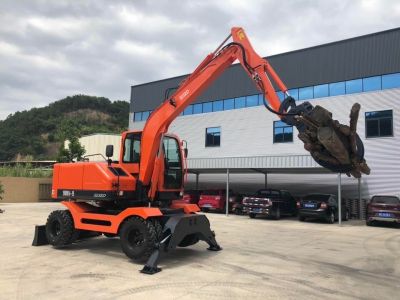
344, 210, 349, 221
274, 208, 281, 220
119, 217, 157, 261
249, 213, 256, 219
327, 211, 335, 224
366, 220, 374, 226
299, 215, 306, 222
45, 210, 77, 248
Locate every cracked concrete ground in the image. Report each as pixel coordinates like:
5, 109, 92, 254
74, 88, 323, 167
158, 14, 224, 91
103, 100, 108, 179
0, 202, 399, 299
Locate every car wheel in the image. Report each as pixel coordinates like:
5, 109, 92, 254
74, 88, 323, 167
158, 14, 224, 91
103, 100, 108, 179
327, 212, 335, 224
275, 208, 281, 220
344, 210, 349, 221
366, 220, 374, 226
201, 208, 209, 213
249, 213, 256, 219
299, 215, 306, 222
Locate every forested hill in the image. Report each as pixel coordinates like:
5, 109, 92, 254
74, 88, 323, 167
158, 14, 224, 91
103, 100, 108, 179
0, 95, 129, 161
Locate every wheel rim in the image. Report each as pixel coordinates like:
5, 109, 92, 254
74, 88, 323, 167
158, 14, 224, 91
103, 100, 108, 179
49, 220, 61, 239
127, 228, 145, 248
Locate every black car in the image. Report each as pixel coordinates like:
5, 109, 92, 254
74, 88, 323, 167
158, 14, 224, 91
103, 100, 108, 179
298, 194, 349, 223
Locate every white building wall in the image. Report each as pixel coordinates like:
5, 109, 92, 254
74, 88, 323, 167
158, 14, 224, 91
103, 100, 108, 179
79, 134, 121, 161
132, 88, 400, 198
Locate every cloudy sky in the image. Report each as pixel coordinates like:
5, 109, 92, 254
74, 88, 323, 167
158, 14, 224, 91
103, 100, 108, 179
0, 0, 399, 120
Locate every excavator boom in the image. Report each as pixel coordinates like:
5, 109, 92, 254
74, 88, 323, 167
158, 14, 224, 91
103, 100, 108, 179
139, 27, 370, 193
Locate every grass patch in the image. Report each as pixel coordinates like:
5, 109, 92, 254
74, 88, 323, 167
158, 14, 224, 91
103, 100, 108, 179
0, 165, 52, 178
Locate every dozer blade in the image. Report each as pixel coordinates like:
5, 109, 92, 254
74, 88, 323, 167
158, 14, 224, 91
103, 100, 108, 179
279, 97, 370, 178
141, 214, 222, 274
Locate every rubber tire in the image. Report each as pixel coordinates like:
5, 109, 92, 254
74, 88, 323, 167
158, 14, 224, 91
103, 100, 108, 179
178, 234, 200, 247
343, 210, 349, 221
299, 215, 306, 222
275, 208, 281, 220
327, 212, 335, 224
366, 220, 374, 226
249, 213, 256, 219
150, 218, 163, 241
119, 217, 157, 261
45, 210, 76, 248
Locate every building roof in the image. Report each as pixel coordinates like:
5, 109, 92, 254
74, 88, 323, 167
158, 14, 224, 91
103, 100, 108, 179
131, 27, 400, 112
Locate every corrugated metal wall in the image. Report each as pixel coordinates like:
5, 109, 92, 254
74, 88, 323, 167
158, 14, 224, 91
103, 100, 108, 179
131, 28, 400, 112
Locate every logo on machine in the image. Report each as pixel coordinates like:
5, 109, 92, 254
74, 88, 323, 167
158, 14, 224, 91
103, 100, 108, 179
62, 190, 75, 197
94, 193, 107, 198
179, 89, 190, 100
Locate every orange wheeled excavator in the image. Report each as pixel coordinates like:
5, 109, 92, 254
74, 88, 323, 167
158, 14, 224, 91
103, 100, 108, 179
32, 27, 370, 274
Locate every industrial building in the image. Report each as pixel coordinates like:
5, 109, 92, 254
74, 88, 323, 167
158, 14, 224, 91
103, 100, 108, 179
127, 27, 400, 209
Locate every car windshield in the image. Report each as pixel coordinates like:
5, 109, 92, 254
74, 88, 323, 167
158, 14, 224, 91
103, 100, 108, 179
256, 190, 280, 198
371, 196, 400, 204
303, 194, 330, 202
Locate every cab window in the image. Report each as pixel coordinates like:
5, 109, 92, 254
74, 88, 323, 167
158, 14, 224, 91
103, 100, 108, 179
123, 133, 141, 163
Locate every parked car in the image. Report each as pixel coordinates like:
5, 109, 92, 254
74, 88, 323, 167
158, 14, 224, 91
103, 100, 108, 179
366, 195, 400, 226
298, 194, 349, 223
198, 189, 239, 212
242, 189, 297, 219
172, 190, 202, 206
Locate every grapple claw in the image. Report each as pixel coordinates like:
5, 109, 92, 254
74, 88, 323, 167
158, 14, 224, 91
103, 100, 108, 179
280, 98, 370, 178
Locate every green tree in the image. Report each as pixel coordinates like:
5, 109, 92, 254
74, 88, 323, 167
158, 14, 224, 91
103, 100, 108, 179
57, 137, 86, 162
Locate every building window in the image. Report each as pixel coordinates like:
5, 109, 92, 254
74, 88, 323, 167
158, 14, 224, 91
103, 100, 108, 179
142, 111, 150, 121
205, 127, 221, 147
288, 88, 298, 100
134, 112, 142, 122
223, 98, 234, 110
313, 84, 329, 98
203, 102, 213, 113
382, 73, 400, 89
183, 105, 193, 115
193, 103, 202, 114
329, 81, 345, 96
273, 121, 293, 143
299, 86, 313, 100
246, 94, 259, 107
365, 110, 393, 138
346, 79, 362, 94
213, 100, 223, 112
234, 97, 246, 109
363, 76, 381, 92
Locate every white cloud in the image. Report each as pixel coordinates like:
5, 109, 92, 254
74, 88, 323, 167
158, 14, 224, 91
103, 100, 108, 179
0, 0, 399, 120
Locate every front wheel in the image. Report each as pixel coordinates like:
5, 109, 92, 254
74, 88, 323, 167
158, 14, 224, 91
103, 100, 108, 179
249, 213, 256, 219
119, 217, 157, 261
45, 210, 77, 248
299, 215, 306, 222
327, 211, 335, 224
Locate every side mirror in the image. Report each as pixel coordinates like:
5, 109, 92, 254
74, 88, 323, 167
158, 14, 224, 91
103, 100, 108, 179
184, 148, 188, 158
105, 145, 114, 158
